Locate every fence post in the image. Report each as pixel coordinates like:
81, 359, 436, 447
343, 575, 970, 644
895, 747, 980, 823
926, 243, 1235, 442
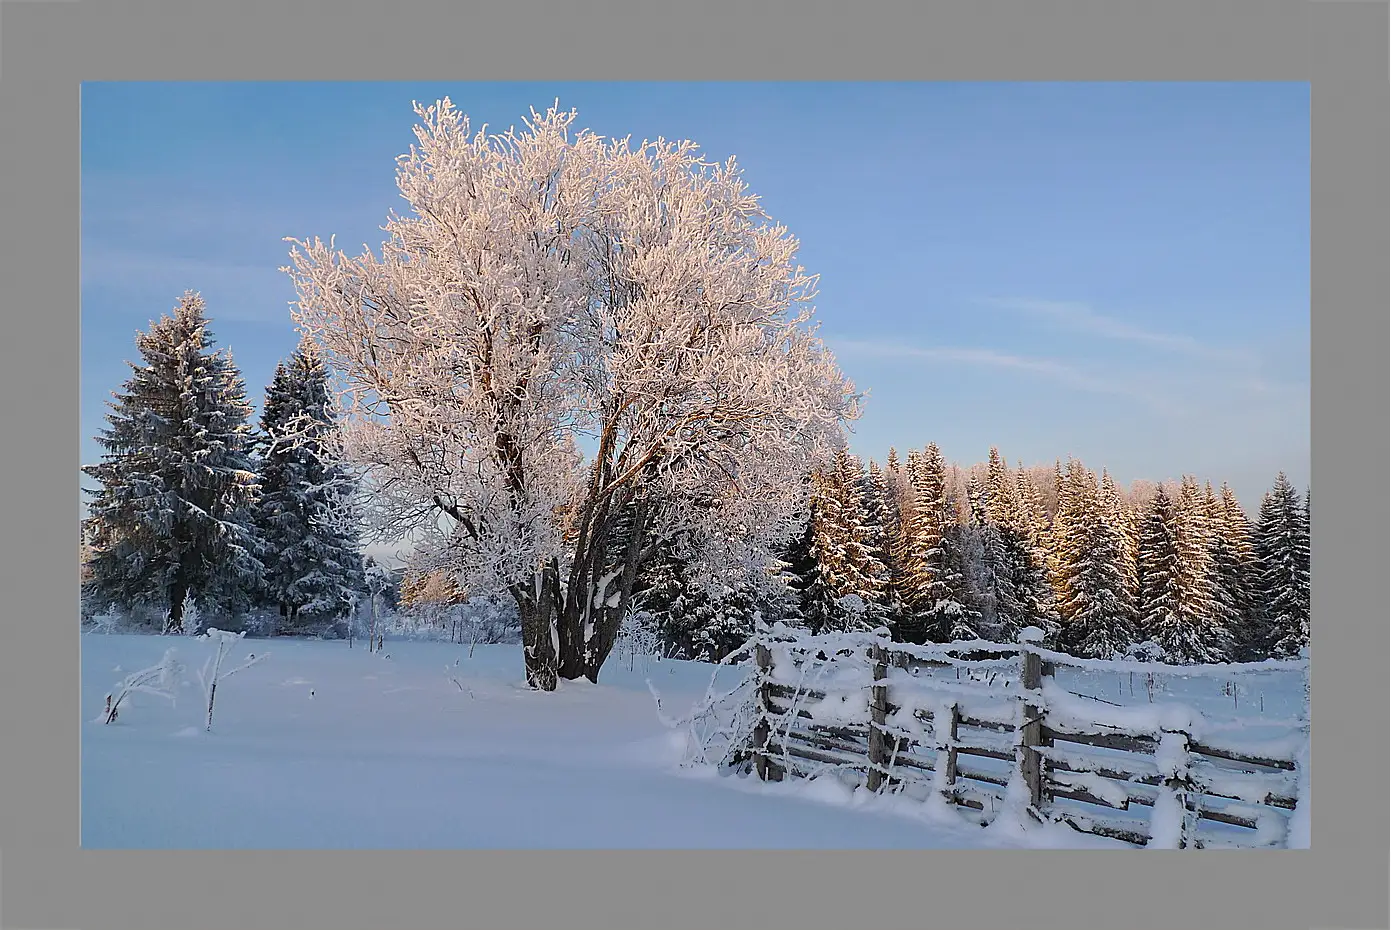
943, 702, 960, 793
1157, 729, 1197, 849
867, 640, 888, 792
1018, 628, 1052, 811
752, 640, 783, 782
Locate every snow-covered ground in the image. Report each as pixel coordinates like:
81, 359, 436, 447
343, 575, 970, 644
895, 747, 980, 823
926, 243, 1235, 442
80, 633, 1108, 848
81, 632, 1305, 849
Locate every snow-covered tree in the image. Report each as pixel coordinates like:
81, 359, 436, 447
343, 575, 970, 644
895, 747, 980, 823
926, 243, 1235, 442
966, 447, 1040, 644
632, 532, 701, 657
1054, 460, 1136, 658
941, 522, 985, 641
1212, 483, 1263, 659
860, 459, 901, 625
788, 452, 886, 635
1014, 463, 1049, 551
833, 450, 890, 625
1255, 473, 1309, 658
907, 444, 977, 642
791, 467, 847, 635
1100, 469, 1139, 606
254, 342, 367, 634
287, 100, 858, 689
1010, 464, 1062, 643
1136, 487, 1185, 657
82, 293, 264, 632
1201, 482, 1246, 658
1173, 475, 1231, 661
1137, 481, 1226, 664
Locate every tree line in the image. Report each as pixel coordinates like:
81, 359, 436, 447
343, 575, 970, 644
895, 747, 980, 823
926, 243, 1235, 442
629, 443, 1310, 665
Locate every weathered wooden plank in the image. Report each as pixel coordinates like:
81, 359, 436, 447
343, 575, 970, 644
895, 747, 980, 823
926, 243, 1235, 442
806, 722, 870, 742
1043, 727, 1157, 754
766, 681, 829, 703
954, 743, 1015, 763
1043, 754, 1161, 786
783, 729, 868, 759
1055, 814, 1150, 847
1189, 741, 1297, 772
1044, 750, 1298, 811
1049, 785, 1130, 811
954, 765, 1010, 789
765, 741, 865, 770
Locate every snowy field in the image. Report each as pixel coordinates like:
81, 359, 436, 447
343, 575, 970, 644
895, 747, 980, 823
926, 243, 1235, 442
81, 633, 1098, 849
81, 632, 1306, 849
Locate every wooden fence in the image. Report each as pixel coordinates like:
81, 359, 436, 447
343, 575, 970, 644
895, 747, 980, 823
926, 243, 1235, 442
740, 630, 1308, 849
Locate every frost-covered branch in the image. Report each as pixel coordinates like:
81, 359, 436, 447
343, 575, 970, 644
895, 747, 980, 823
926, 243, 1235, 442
195, 629, 269, 732
102, 648, 185, 724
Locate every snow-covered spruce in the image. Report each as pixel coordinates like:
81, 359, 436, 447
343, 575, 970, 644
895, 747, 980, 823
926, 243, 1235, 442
82, 292, 265, 632
253, 340, 367, 637
1255, 473, 1309, 659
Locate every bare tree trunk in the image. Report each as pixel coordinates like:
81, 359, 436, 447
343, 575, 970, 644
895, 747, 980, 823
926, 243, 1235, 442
514, 565, 560, 691
166, 580, 188, 634
558, 493, 617, 680
368, 594, 378, 653
584, 497, 649, 683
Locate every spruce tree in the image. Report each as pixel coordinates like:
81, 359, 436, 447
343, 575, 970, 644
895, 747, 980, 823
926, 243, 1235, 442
1255, 473, 1309, 658
890, 449, 927, 640
1014, 464, 1048, 552
1201, 482, 1246, 659
1172, 476, 1231, 661
1055, 461, 1136, 658
1100, 470, 1139, 608
634, 533, 700, 658
688, 579, 759, 663
792, 451, 891, 634
799, 465, 850, 634
1044, 459, 1069, 606
1137, 487, 1186, 656
254, 341, 368, 634
836, 450, 890, 624
942, 521, 986, 641
860, 460, 899, 630
82, 292, 264, 632
914, 445, 978, 642
1216, 483, 1264, 659
1011, 465, 1061, 639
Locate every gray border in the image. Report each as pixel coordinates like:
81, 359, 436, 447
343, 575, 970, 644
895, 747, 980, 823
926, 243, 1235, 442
1, 0, 1384, 928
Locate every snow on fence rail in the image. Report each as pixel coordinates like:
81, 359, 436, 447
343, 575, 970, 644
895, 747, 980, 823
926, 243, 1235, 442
723, 625, 1309, 849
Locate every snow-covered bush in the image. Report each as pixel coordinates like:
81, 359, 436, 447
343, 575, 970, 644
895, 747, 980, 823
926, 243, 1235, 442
615, 609, 662, 672
176, 594, 202, 636
1124, 640, 1167, 663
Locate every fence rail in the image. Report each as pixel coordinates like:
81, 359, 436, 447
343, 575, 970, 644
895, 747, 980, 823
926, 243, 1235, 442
738, 628, 1309, 849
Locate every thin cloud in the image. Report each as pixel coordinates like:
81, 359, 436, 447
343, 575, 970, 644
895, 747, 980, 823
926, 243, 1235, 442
982, 298, 1260, 367
830, 339, 1177, 415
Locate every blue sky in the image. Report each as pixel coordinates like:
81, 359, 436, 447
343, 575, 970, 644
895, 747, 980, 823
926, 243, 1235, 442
81, 82, 1309, 525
